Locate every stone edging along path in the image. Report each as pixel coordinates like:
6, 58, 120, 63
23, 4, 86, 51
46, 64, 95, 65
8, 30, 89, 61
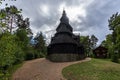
12, 58, 91, 80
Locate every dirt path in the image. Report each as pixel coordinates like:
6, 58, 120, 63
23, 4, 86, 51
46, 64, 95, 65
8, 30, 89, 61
12, 58, 91, 80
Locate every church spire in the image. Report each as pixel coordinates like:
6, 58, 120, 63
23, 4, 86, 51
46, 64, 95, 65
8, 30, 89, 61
62, 9, 66, 16
60, 10, 69, 24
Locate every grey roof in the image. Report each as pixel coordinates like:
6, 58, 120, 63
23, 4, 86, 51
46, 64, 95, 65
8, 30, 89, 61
56, 23, 72, 34
49, 10, 81, 46
60, 10, 69, 24
51, 33, 77, 44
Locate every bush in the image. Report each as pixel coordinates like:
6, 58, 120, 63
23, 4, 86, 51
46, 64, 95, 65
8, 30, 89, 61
24, 46, 35, 60
0, 33, 25, 79
111, 53, 119, 63
0, 33, 25, 68
34, 50, 46, 58
24, 46, 46, 60
14, 47, 25, 64
25, 52, 34, 60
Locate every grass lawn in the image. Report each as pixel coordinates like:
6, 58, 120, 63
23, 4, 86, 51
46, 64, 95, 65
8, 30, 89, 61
62, 58, 120, 80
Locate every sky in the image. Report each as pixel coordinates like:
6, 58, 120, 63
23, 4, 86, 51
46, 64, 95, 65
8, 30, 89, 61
1, 0, 120, 45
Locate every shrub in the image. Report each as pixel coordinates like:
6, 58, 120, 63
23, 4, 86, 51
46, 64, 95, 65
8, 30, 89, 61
0, 33, 25, 68
111, 53, 119, 63
24, 46, 35, 60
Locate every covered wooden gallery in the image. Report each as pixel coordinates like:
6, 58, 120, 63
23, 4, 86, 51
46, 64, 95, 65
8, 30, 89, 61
47, 10, 85, 62
93, 46, 108, 58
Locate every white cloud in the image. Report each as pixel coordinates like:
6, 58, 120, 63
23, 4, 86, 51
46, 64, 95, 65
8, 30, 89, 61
58, 0, 95, 27
39, 4, 50, 17
40, 24, 51, 32
59, 2, 86, 22
1, 0, 120, 45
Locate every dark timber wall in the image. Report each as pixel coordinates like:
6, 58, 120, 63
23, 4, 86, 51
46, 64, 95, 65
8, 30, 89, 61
47, 44, 85, 62
47, 53, 85, 62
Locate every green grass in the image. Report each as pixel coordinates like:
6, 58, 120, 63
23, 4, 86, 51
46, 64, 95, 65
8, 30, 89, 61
62, 58, 120, 80
0, 63, 23, 80
8, 63, 23, 80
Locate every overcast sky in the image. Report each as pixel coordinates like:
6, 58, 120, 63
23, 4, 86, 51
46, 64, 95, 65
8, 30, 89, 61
1, 0, 120, 45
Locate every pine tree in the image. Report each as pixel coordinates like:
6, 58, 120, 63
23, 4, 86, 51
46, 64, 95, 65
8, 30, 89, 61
90, 35, 98, 49
34, 32, 47, 57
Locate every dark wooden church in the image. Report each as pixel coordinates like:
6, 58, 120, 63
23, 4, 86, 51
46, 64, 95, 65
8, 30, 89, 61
47, 10, 85, 62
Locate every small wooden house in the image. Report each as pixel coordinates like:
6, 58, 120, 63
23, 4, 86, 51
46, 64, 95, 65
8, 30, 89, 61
93, 46, 108, 58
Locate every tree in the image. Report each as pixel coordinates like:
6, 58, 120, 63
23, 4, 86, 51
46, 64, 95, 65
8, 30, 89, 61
15, 25, 33, 60
108, 12, 120, 30
0, 4, 33, 79
34, 32, 47, 57
16, 29, 29, 49
90, 35, 98, 49
80, 36, 91, 56
101, 34, 113, 58
0, 32, 24, 68
108, 12, 120, 44
0, 5, 22, 33
101, 40, 107, 47
0, 5, 32, 35
108, 12, 120, 62
16, 16, 33, 35
115, 24, 120, 58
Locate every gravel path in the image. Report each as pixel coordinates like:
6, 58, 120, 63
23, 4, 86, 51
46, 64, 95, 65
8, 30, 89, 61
12, 58, 91, 80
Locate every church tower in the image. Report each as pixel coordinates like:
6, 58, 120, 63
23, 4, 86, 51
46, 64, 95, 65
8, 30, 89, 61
47, 10, 85, 62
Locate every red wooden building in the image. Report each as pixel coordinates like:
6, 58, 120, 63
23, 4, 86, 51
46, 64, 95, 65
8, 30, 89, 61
93, 46, 108, 58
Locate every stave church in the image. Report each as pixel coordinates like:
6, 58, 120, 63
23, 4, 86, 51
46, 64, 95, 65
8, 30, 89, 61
47, 10, 85, 62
